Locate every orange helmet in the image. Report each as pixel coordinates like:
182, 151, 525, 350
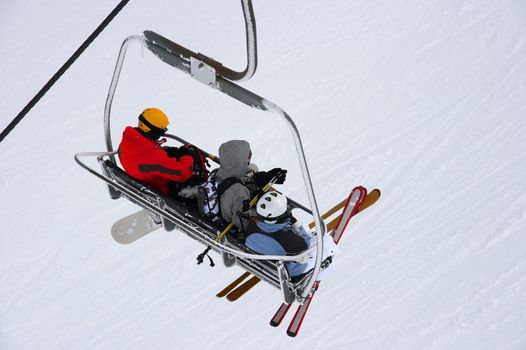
138, 108, 169, 139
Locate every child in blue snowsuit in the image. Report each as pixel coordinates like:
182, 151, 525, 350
245, 191, 338, 278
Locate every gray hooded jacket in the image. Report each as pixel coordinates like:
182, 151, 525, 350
216, 140, 255, 231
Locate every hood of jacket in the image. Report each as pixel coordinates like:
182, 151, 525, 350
216, 140, 251, 180
119, 126, 160, 156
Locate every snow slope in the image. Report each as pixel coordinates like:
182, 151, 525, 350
1, 1, 526, 349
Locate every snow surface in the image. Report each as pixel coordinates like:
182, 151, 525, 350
2, 1, 526, 349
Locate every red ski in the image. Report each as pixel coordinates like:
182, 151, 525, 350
271, 186, 380, 337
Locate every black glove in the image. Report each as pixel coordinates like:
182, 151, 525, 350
164, 146, 188, 159
165, 144, 200, 160
164, 146, 183, 158
289, 213, 297, 225
242, 199, 251, 212
254, 168, 287, 187
181, 144, 199, 157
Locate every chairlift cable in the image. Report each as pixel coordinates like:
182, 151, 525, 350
0, 0, 130, 144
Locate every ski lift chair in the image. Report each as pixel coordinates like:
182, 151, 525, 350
75, 0, 326, 304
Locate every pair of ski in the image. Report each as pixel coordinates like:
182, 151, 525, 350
216, 186, 381, 336
216, 271, 260, 301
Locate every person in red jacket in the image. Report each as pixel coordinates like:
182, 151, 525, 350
118, 108, 194, 195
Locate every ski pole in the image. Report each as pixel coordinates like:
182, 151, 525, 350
196, 172, 283, 265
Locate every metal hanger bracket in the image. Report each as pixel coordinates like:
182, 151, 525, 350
190, 57, 217, 87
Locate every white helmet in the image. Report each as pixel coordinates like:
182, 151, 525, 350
256, 191, 288, 222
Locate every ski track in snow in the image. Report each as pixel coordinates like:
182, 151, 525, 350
1, 0, 526, 349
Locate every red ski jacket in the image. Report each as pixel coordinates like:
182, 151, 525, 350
118, 127, 194, 194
